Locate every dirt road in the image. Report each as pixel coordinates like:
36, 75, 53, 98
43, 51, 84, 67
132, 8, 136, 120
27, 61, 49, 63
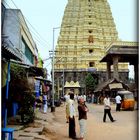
44, 103, 138, 140
87, 104, 138, 140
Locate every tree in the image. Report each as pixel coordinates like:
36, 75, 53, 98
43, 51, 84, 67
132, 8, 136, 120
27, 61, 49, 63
9, 63, 35, 124
85, 73, 97, 94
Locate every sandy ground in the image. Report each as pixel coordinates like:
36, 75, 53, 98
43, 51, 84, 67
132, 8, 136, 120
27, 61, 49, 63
87, 104, 138, 140
38, 102, 138, 140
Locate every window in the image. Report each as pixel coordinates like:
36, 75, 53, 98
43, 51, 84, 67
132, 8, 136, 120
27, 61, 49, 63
25, 45, 34, 64
89, 62, 95, 67
89, 49, 93, 53
88, 30, 93, 33
21, 39, 25, 53
22, 37, 34, 64
88, 35, 94, 43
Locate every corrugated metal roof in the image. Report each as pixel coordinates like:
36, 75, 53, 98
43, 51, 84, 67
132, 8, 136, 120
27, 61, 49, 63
2, 37, 22, 61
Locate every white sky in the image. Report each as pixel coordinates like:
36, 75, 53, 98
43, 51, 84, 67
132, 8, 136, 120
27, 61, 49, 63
5, 0, 138, 79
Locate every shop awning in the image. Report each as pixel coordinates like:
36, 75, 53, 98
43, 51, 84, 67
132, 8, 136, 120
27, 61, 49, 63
10, 60, 45, 77
35, 76, 52, 85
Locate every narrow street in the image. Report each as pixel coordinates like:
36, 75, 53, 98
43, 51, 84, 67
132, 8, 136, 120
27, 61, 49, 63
13, 102, 138, 140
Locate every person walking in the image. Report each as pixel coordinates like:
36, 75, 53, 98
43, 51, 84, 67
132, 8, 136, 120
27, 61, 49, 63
92, 94, 94, 103
67, 93, 77, 139
78, 97, 89, 140
103, 94, 116, 122
115, 93, 122, 111
42, 93, 48, 113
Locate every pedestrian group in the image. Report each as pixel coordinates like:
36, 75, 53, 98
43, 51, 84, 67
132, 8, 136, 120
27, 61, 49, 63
64, 92, 119, 140
65, 92, 88, 140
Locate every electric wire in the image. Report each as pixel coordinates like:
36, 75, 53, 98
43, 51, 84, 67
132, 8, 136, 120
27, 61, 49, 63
3, 0, 50, 54
10, 0, 49, 46
3, 0, 53, 75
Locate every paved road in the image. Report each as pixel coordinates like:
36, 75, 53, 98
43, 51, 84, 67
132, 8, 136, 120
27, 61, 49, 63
86, 103, 138, 140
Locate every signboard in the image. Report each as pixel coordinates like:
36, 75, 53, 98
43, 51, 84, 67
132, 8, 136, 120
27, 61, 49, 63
109, 83, 123, 89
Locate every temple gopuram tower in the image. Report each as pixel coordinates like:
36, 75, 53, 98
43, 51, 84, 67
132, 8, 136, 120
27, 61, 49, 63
54, 0, 129, 95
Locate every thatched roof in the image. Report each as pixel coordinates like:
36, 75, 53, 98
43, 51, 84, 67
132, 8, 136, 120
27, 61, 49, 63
94, 78, 129, 93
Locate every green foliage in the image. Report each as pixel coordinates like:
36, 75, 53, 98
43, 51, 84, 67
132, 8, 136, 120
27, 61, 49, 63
85, 73, 97, 93
11, 63, 27, 78
10, 63, 35, 124
19, 92, 35, 124
10, 64, 30, 101
10, 64, 29, 91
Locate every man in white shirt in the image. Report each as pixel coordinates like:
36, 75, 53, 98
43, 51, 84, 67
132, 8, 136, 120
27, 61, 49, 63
103, 94, 116, 122
115, 94, 122, 111
67, 93, 77, 139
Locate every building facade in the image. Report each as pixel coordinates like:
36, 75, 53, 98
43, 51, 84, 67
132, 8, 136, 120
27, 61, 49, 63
2, 9, 38, 66
1, 4, 47, 125
54, 0, 129, 95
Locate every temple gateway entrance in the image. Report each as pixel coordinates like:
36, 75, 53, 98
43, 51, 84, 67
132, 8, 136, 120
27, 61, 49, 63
64, 81, 81, 95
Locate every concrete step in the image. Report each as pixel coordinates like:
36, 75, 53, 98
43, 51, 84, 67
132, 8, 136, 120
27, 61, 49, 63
14, 136, 34, 140
24, 126, 44, 133
18, 132, 48, 140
